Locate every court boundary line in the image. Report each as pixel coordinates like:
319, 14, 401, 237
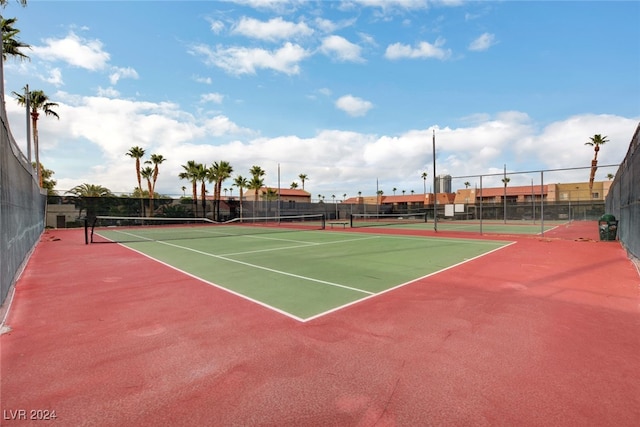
101, 230, 516, 322
303, 240, 517, 322
156, 240, 375, 296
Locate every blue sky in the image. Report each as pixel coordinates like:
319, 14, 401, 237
3, 0, 639, 198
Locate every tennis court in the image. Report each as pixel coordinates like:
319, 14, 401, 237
91, 217, 511, 321
350, 213, 564, 235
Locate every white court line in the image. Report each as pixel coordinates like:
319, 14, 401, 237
220, 235, 380, 256
303, 240, 517, 322
156, 240, 374, 296
102, 229, 514, 322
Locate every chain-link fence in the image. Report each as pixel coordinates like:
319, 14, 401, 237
606, 123, 639, 259
1, 101, 47, 307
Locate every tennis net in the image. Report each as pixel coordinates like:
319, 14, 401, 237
350, 212, 428, 228
86, 214, 325, 243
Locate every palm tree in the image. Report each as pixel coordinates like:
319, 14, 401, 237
290, 182, 298, 189
248, 175, 264, 212
66, 183, 112, 198
125, 146, 145, 194
464, 181, 470, 189
586, 134, 609, 193
233, 175, 249, 220
298, 174, 308, 190
607, 173, 614, 181
34, 162, 56, 195
149, 154, 165, 194
66, 183, 113, 219
181, 186, 186, 197
501, 177, 510, 224
179, 160, 200, 217
195, 163, 208, 218
2, 17, 30, 61
421, 172, 428, 194
210, 161, 233, 221
13, 89, 59, 188
249, 165, 266, 202
392, 187, 397, 195
585, 134, 608, 161
140, 166, 155, 216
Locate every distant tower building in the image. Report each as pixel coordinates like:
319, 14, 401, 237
435, 174, 452, 193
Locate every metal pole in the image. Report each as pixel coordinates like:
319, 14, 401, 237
480, 175, 483, 235
531, 178, 535, 224
432, 130, 437, 231
503, 164, 507, 224
540, 171, 545, 236
25, 85, 32, 162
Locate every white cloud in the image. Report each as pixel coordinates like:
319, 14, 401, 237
335, 95, 373, 117
319, 35, 365, 62
349, 0, 429, 11
30, 31, 110, 70
193, 75, 212, 84
190, 42, 310, 75
208, 19, 225, 34
96, 86, 120, 98
109, 67, 139, 85
5, 93, 635, 198
45, 68, 64, 86
200, 93, 224, 104
469, 32, 496, 52
232, 16, 313, 41
385, 37, 452, 60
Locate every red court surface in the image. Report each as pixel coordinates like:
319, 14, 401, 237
1, 221, 639, 426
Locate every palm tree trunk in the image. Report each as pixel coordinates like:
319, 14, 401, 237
201, 181, 206, 218
192, 181, 198, 217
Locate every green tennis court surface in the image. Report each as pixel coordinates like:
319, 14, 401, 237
95, 226, 511, 321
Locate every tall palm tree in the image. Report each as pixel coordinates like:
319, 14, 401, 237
298, 173, 308, 190
501, 177, 510, 224
149, 153, 165, 194
2, 17, 30, 61
586, 134, 609, 194
13, 89, 59, 188
464, 181, 470, 189
179, 160, 200, 217
249, 165, 265, 201
585, 134, 608, 161
194, 163, 209, 218
248, 175, 264, 211
421, 172, 428, 194
126, 146, 146, 195
392, 187, 397, 195
140, 166, 155, 216
290, 182, 298, 189
210, 161, 233, 221
233, 175, 249, 220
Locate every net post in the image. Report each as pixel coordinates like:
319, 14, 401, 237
321, 214, 326, 230
84, 218, 88, 245
349, 214, 354, 228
